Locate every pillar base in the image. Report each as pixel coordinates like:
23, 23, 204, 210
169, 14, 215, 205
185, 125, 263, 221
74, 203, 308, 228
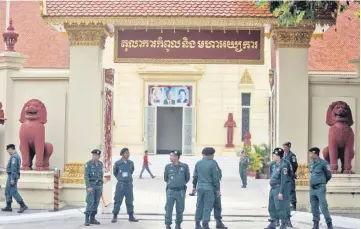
296, 174, 360, 213
220, 148, 238, 156
0, 170, 66, 210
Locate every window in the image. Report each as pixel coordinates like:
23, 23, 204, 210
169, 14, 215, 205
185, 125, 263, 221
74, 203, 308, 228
241, 93, 251, 140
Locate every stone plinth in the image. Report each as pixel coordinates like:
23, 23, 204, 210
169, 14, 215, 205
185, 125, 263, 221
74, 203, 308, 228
297, 174, 360, 213
0, 170, 65, 210
220, 148, 239, 156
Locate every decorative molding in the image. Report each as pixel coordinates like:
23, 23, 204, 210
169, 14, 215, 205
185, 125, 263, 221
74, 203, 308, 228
296, 164, 309, 187
309, 76, 360, 85
239, 68, 254, 85
271, 23, 316, 49
60, 163, 85, 184
264, 32, 271, 39
11, 69, 70, 81
312, 33, 324, 40
64, 23, 109, 48
137, 64, 204, 79
309, 71, 358, 76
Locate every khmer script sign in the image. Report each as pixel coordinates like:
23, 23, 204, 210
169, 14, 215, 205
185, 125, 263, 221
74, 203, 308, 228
114, 28, 264, 64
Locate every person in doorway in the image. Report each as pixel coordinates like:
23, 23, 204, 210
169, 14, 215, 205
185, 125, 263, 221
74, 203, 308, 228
84, 149, 103, 226
2, 144, 28, 214
193, 147, 220, 229
309, 147, 333, 229
139, 150, 155, 179
265, 148, 292, 229
164, 151, 190, 229
190, 150, 228, 229
239, 150, 250, 188
111, 148, 139, 223
283, 142, 298, 211
177, 89, 188, 104
164, 88, 176, 105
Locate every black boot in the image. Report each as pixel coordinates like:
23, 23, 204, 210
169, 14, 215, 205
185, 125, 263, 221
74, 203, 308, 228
90, 213, 100, 225
195, 221, 202, 229
286, 218, 293, 228
264, 221, 276, 229
280, 223, 287, 229
17, 201, 28, 213
175, 223, 181, 229
202, 222, 210, 229
166, 225, 172, 229
291, 202, 296, 211
327, 222, 333, 229
129, 214, 139, 222
84, 214, 90, 226
2, 202, 12, 212
216, 219, 228, 228
312, 221, 319, 229
111, 214, 117, 223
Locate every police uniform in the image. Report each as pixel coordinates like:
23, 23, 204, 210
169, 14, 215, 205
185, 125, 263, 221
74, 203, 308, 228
265, 148, 292, 229
164, 151, 190, 229
111, 148, 138, 223
194, 147, 220, 229
84, 149, 104, 226
239, 152, 250, 188
309, 147, 333, 229
283, 142, 298, 210
2, 148, 28, 213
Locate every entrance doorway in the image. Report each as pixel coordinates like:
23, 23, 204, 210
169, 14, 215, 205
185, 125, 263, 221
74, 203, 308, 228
156, 107, 182, 154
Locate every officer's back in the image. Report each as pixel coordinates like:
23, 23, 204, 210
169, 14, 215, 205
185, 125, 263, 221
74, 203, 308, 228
195, 157, 218, 190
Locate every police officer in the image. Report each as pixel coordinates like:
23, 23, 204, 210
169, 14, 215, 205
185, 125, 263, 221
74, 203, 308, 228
309, 147, 333, 229
111, 148, 139, 223
265, 148, 292, 229
283, 142, 298, 211
1, 144, 28, 213
239, 150, 250, 188
193, 147, 220, 229
164, 151, 190, 229
84, 149, 103, 226
267, 160, 279, 227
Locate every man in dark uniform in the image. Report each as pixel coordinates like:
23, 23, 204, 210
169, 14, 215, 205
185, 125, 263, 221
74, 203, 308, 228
239, 150, 250, 188
190, 151, 228, 229
283, 142, 298, 211
309, 147, 333, 229
164, 151, 190, 229
84, 149, 103, 226
1, 144, 28, 213
265, 148, 292, 229
193, 147, 220, 229
111, 148, 139, 223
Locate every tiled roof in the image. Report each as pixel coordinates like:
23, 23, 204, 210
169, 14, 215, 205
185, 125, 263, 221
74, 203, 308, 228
308, 4, 360, 72
44, 0, 274, 17
0, 1, 69, 68
271, 4, 360, 72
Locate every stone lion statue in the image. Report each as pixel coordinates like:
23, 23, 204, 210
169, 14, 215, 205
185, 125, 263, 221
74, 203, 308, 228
322, 101, 354, 174
19, 99, 53, 171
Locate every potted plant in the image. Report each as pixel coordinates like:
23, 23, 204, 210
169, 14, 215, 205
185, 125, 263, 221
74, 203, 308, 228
253, 144, 271, 178
247, 151, 263, 177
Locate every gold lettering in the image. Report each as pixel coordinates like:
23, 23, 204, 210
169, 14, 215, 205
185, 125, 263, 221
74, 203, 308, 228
182, 37, 189, 48
215, 40, 227, 49
157, 37, 164, 48
189, 40, 196, 48
171, 40, 181, 48
251, 41, 258, 49
234, 41, 243, 52
121, 40, 129, 52
197, 40, 205, 48
205, 40, 215, 48
243, 41, 251, 50
129, 40, 139, 48
139, 40, 149, 48
150, 40, 157, 48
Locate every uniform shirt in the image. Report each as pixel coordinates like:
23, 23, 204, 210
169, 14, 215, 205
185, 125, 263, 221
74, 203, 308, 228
84, 160, 104, 188
6, 152, 21, 180
239, 157, 250, 170
193, 157, 220, 191
194, 160, 222, 189
284, 151, 298, 175
164, 162, 190, 189
269, 159, 292, 194
113, 159, 135, 183
309, 158, 332, 186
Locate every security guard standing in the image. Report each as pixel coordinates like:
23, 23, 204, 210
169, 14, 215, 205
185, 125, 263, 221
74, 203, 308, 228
111, 148, 139, 223
1, 144, 28, 213
190, 151, 227, 229
84, 149, 103, 226
267, 160, 279, 227
239, 150, 250, 188
193, 147, 220, 229
265, 148, 292, 229
164, 151, 190, 229
309, 147, 333, 229
283, 142, 298, 210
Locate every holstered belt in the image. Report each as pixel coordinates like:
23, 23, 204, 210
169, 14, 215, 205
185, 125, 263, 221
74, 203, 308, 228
168, 187, 185, 191
311, 183, 324, 189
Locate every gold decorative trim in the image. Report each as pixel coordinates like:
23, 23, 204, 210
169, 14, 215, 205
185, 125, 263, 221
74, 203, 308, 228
271, 23, 316, 49
60, 163, 85, 184
264, 33, 271, 39
64, 23, 109, 48
114, 28, 264, 65
295, 164, 309, 187
239, 68, 254, 85
312, 33, 324, 40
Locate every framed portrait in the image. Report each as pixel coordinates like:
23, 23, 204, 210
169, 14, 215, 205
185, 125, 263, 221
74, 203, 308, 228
148, 85, 192, 106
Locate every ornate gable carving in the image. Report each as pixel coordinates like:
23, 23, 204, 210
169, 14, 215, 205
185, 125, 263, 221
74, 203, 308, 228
239, 68, 253, 85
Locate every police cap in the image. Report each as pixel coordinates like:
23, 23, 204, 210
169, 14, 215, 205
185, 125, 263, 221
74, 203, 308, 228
273, 147, 284, 158
171, 150, 182, 158
120, 148, 129, 155
283, 142, 291, 147
202, 147, 215, 156
6, 144, 15, 150
91, 149, 101, 155
309, 147, 320, 156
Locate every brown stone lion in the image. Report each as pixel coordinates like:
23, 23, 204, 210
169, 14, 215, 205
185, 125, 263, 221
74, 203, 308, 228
19, 99, 53, 171
322, 101, 354, 174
